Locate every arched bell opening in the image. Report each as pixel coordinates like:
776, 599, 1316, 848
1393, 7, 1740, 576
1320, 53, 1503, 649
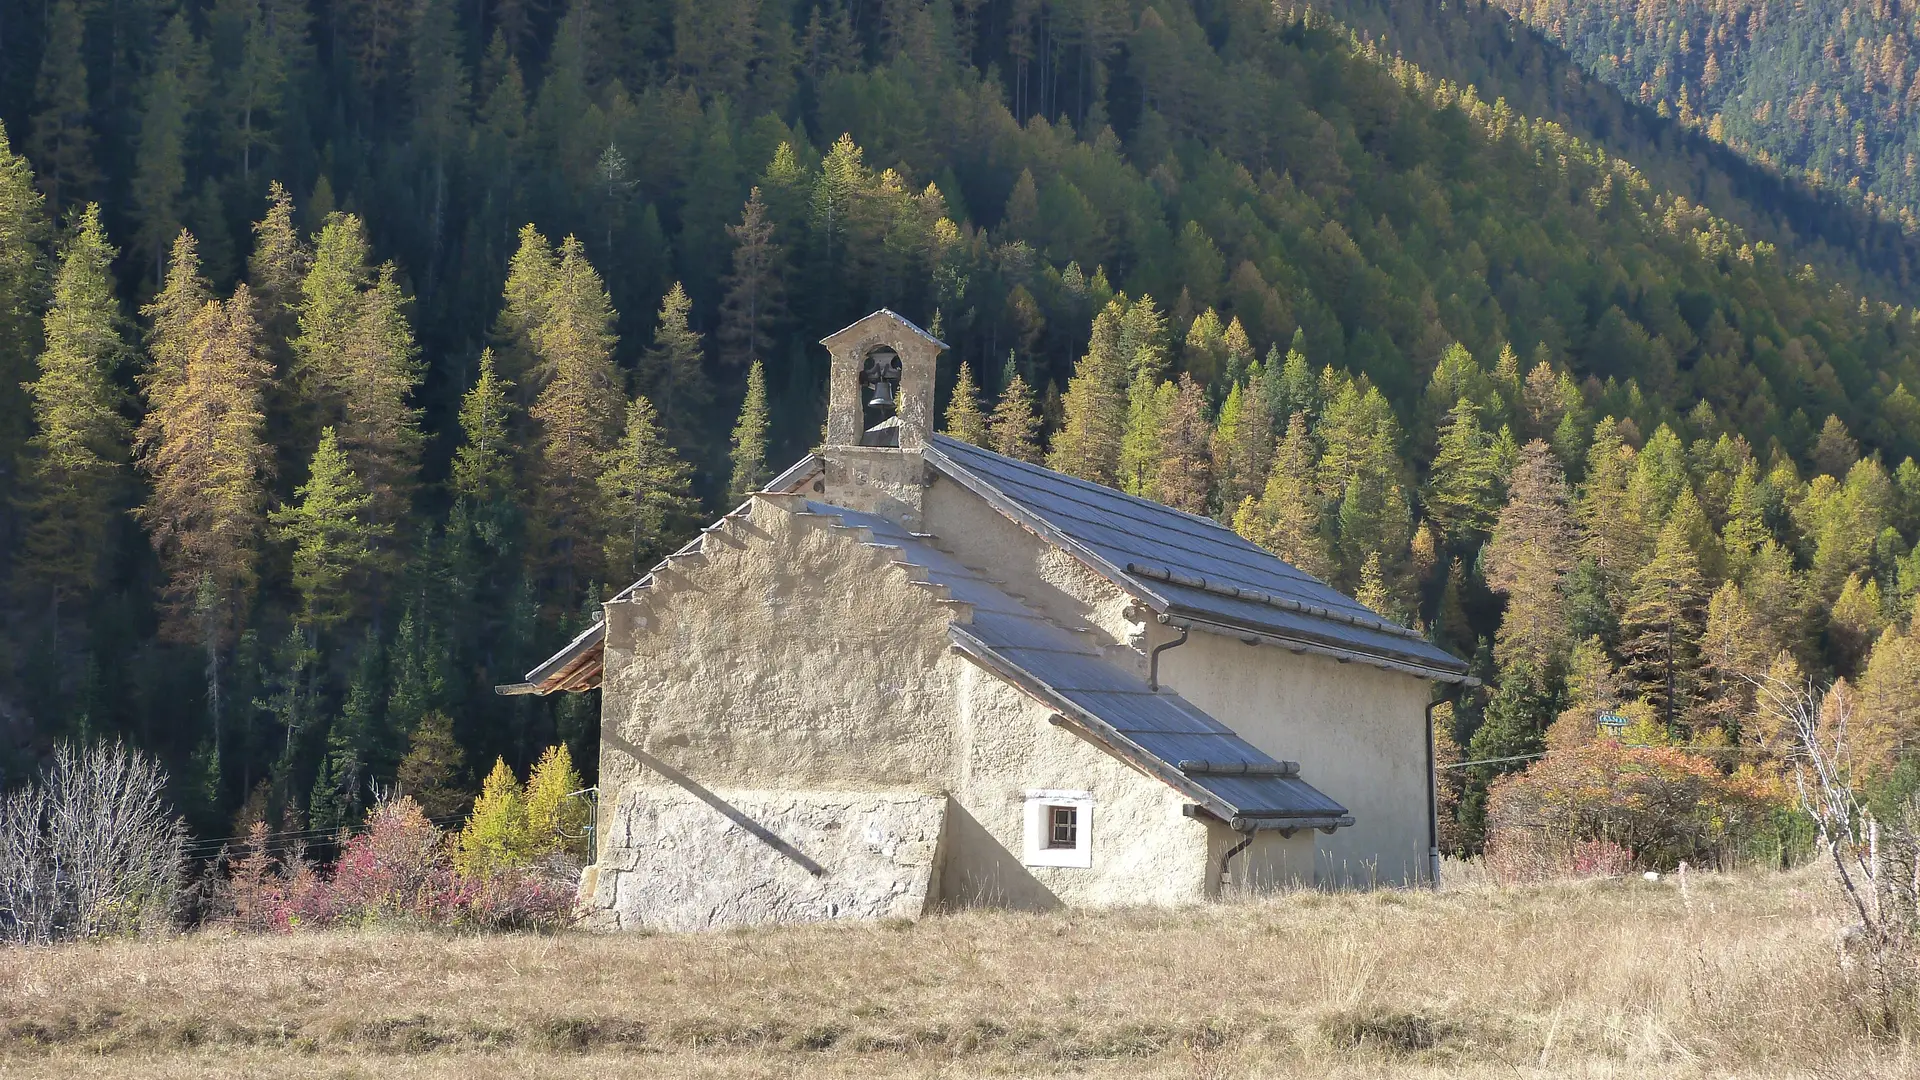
858, 345, 903, 446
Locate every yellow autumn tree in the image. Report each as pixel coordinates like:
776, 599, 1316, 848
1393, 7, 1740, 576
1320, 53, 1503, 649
454, 757, 529, 877
523, 744, 588, 860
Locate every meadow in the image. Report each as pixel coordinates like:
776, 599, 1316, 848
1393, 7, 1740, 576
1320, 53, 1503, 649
0, 864, 1906, 1079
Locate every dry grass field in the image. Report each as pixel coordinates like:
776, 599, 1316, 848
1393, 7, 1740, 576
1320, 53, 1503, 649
0, 865, 1910, 1079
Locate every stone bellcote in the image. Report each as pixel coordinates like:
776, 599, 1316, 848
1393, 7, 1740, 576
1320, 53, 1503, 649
820, 310, 946, 449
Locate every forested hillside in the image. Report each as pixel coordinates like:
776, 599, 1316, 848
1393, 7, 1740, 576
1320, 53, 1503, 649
1499, 0, 1920, 231
0, 0, 1917, 845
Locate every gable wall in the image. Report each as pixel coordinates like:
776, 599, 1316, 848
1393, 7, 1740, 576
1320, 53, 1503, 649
592, 496, 1214, 923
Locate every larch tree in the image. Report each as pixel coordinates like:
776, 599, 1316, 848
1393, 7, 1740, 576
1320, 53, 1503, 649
943, 361, 990, 444
247, 181, 309, 351
1577, 418, 1639, 605
135, 284, 274, 641
492, 223, 558, 391
138, 231, 211, 426
529, 235, 623, 600
290, 212, 372, 446
450, 349, 516, 508
0, 122, 51, 476
728, 359, 771, 501
597, 394, 696, 585
1483, 441, 1575, 673
1618, 493, 1710, 727
335, 262, 424, 526
17, 204, 128, 616
270, 427, 387, 631
988, 368, 1043, 463
1047, 297, 1129, 485
641, 281, 712, 453
1118, 374, 1173, 498
717, 187, 786, 370
1211, 374, 1274, 512
1316, 381, 1411, 585
1155, 373, 1213, 515
1236, 411, 1334, 581
1423, 397, 1503, 549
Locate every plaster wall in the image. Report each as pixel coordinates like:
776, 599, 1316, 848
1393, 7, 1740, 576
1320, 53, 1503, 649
1155, 625, 1436, 887
920, 475, 1142, 655
941, 661, 1211, 909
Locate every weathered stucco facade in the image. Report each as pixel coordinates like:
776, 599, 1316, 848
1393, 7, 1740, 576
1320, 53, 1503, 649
522, 310, 1468, 931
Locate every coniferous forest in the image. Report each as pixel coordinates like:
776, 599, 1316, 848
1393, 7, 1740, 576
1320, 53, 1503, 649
2, 0, 1920, 849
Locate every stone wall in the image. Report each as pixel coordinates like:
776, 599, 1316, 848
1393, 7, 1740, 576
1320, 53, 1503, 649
587, 788, 947, 932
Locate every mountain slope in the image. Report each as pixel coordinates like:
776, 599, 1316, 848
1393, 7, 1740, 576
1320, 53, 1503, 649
1498, 0, 1920, 232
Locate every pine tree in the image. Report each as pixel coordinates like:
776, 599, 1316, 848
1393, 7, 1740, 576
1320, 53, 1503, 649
0, 122, 50, 473
135, 285, 274, 640
943, 361, 990, 444
1156, 374, 1213, 515
271, 428, 387, 630
1483, 441, 1576, 672
17, 204, 128, 614
451, 349, 516, 507
718, 187, 786, 369
641, 281, 712, 452
989, 368, 1043, 463
1619, 499, 1710, 727
1424, 397, 1502, 548
28, 0, 99, 210
728, 359, 771, 500
598, 394, 697, 584
530, 235, 623, 601
131, 15, 208, 286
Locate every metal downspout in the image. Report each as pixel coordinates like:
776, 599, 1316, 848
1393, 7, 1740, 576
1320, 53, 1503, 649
1148, 619, 1190, 690
1425, 698, 1441, 889
1219, 831, 1254, 894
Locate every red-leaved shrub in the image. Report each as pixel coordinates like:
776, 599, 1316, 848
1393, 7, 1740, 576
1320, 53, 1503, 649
1484, 740, 1782, 881
216, 796, 575, 932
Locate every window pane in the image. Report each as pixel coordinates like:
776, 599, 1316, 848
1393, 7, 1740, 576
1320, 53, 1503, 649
1049, 805, 1078, 848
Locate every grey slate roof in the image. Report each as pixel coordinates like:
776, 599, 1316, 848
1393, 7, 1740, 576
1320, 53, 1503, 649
804, 501, 1351, 829
925, 434, 1469, 682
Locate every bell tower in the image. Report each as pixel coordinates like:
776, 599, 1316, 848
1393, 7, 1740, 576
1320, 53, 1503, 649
820, 310, 945, 449
815, 310, 947, 529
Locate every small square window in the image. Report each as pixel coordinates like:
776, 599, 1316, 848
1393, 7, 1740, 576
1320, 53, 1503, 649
1047, 805, 1078, 849
1023, 790, 1093, 868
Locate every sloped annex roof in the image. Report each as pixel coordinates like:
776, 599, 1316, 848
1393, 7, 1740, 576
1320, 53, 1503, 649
923, 435, 1470, 683
802, 502, 1350, 831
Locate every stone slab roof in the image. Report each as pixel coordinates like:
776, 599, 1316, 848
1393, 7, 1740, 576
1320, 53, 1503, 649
924, 434, 1470, 682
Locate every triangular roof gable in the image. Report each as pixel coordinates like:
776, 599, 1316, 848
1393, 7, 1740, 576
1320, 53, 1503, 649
924, 435, 1470, 682
818, 308, 947, 351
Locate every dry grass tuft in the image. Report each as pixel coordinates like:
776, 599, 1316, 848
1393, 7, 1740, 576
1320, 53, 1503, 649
0, 865, 1911, 1077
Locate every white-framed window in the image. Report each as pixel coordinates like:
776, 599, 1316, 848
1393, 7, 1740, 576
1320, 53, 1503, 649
1023, 789, 1093, 868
